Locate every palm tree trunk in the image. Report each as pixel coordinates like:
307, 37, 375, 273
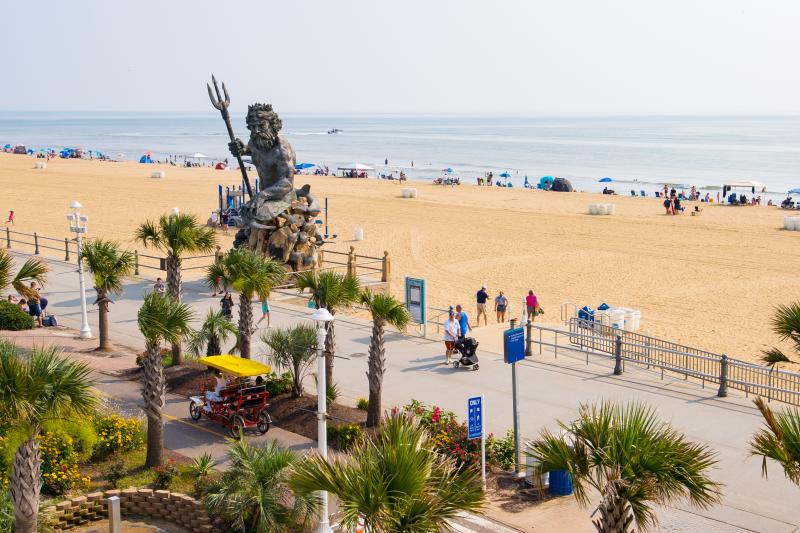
96, 288, 111, 351
593, 480, 634, 533
10, 436, 40, 533
238, 293, 253, 359
207, 334, 221, 356
366, 319, 386, 427
142, 343, 166, 467
324, 319, 336, 387
166, 256, 183, 365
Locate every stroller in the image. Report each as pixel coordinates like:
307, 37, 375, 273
452, 337, 480, 370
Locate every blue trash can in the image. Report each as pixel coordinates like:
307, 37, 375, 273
548, 469, 574, 496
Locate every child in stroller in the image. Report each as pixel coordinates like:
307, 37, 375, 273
453, 337, 480, 370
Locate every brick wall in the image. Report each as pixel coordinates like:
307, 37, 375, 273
44, 487, 217, 532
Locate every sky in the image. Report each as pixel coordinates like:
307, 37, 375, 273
2, 0, 800, 114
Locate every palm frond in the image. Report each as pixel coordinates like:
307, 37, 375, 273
360, 289, 411, 330
137, 292, 195, 347
79, 239, 135, 296
136, 213, 217, 257
296, 270, 360, 312
0, 250, 12, 294
762, 348, 792, 369
11, 257, 49, 298
750, 397, 800, 484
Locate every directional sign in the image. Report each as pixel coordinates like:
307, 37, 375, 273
504, 326, 525, 364
468, 396, 483, 439
405, 277, 426, 324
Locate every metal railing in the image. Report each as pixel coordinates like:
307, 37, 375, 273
4, 228, 391, 285
524, 317, 800, 406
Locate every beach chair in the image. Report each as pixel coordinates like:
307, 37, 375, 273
640, 190, 646, 197
630, 190, 637, 197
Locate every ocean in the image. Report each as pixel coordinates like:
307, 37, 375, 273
1, 112, 799, 195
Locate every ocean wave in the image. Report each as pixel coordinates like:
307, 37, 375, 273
102, 132, 225, 137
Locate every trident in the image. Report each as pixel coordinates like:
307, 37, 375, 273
207, 74, 254, 200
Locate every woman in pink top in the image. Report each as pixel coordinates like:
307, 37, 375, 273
525, 290, 540, 322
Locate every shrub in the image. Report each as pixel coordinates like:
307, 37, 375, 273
38, 431, 91, 495
263, 371, 292, 397
106, 457, 126, 489
326, 382, 339, 404
152, 458, 179, 489
0, 300, 34, 331
135, 347, 173, 368
356, 397, 369, 411
94, 414, 145, 458
0, 489, 12, 533
488, 430, 516, 471
327, 423, 364, 451
189, 453, 217, 497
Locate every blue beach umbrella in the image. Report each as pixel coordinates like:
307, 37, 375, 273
3, 144, 11, 150
295, 162, 316, 170
499, 172, 512, 178
599, 177, 614, 183
443, 167, 456, 173
788, 188, 800, 195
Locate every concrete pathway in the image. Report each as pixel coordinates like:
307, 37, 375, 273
9, 251, 800, 532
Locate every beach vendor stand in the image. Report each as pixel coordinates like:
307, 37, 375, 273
188, 355, 272, 438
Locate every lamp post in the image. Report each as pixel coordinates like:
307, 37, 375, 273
310, 306, 334, 533
67, 201, 92, 339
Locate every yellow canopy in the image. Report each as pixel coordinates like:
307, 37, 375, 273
197, 355, 272, 378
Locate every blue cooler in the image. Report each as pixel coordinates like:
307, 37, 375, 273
578, 306, 594, 322
548, 469, 574, 496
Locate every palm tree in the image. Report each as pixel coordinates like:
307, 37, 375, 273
761, 303, 800, 370
188, 309, 239, 357
295, 270, 360, 386
78, 239, 135, 351
0, 249, 48, 300
206, 249, 284, 359
360, 289, 410, 427
137, 292, 194, 467
750, 396, 800, 485
291, 413, 483, 532
135, 213, 216, 365
527, 401, 721, 533
262, 324, 318, 398
204, 438, 318, 533
0, 340, 95, 533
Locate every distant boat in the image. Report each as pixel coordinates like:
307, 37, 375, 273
327, 128, 342, 135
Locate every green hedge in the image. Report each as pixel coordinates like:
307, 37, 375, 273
0, 300, 33, 330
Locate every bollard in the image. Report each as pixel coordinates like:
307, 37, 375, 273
34, 232, 40, 254
64, 238, 70, 261
347, 246, 357, 278
510, 318, 518, 330
134, 250, 140, 276
613, 335, 623, 375
5, 227, 9, 248
718, 354, 728, 398
525, 319, 532, 357
108, 495, 121, 533
381, 251, 391, 282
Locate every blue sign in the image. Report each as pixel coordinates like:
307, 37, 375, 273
504, 327, 525, 364
468, 396, 483, 439
404, 277, 426, 324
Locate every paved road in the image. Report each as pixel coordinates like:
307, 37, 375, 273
16, 252, 800, 532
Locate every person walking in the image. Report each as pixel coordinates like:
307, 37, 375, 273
257, 298, 271, 328
476, 285, 489, 326
443, 311, 460, 365
455, 304, 471, 339
494, 290, 508, 323
220, 291, 234, 320
212, 246, 224, 296
6, 210, 14, 225
525, 289, 541, 322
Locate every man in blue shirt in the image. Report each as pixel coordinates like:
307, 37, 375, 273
455, 304, 472, 339
476, 285, 489, 326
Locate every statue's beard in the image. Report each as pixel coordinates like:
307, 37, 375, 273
251, 131, 277, 150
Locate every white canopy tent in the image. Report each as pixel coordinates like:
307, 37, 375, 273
337, 163, 374, 171
723, 179, 766, 192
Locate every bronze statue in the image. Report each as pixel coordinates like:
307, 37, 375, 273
208, 76, 323, 270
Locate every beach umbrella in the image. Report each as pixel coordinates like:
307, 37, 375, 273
3, 144, 11, 150
499, 172, 512, 178
295, 162, 316, 170
599, 177, 614, 183
190, 152, 208, 159
789, 188, 800, 195
443, 167, 457, 173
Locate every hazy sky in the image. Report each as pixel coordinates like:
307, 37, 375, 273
2, 0, 799, 114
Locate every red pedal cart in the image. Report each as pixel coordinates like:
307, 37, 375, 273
188, 355, 273, 439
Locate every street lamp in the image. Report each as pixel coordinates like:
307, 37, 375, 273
311, 306, 334, 533
66, 201, 92, 339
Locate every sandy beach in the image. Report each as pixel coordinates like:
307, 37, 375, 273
1, 152, 799, 364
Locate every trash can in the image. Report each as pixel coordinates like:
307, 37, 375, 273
548, 469, 573, 496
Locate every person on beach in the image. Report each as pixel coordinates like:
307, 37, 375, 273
525, 290, 541, 322
443, 311, 459, 365
220, 292, 234, 320
153, 278, 166, 295
257, 298, 271, 328
494, 291, 508, 323
455, 304, 471, 339
476, 285, 489, 326
6, 211, 14, 225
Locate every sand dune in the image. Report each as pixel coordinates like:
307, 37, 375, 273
1, 153, 799, 364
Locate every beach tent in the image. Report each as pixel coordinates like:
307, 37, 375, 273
337, 163, 374, 171
139, 154, 154, 164
295, 163, 316, 170
538, 176, 555, 189
551, 178, 573, 192
722, 179, 766, 195
190, 153, 208, 159
215, 162, 227, 170
599, 177, 614, 183
789, 188, 800, 195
